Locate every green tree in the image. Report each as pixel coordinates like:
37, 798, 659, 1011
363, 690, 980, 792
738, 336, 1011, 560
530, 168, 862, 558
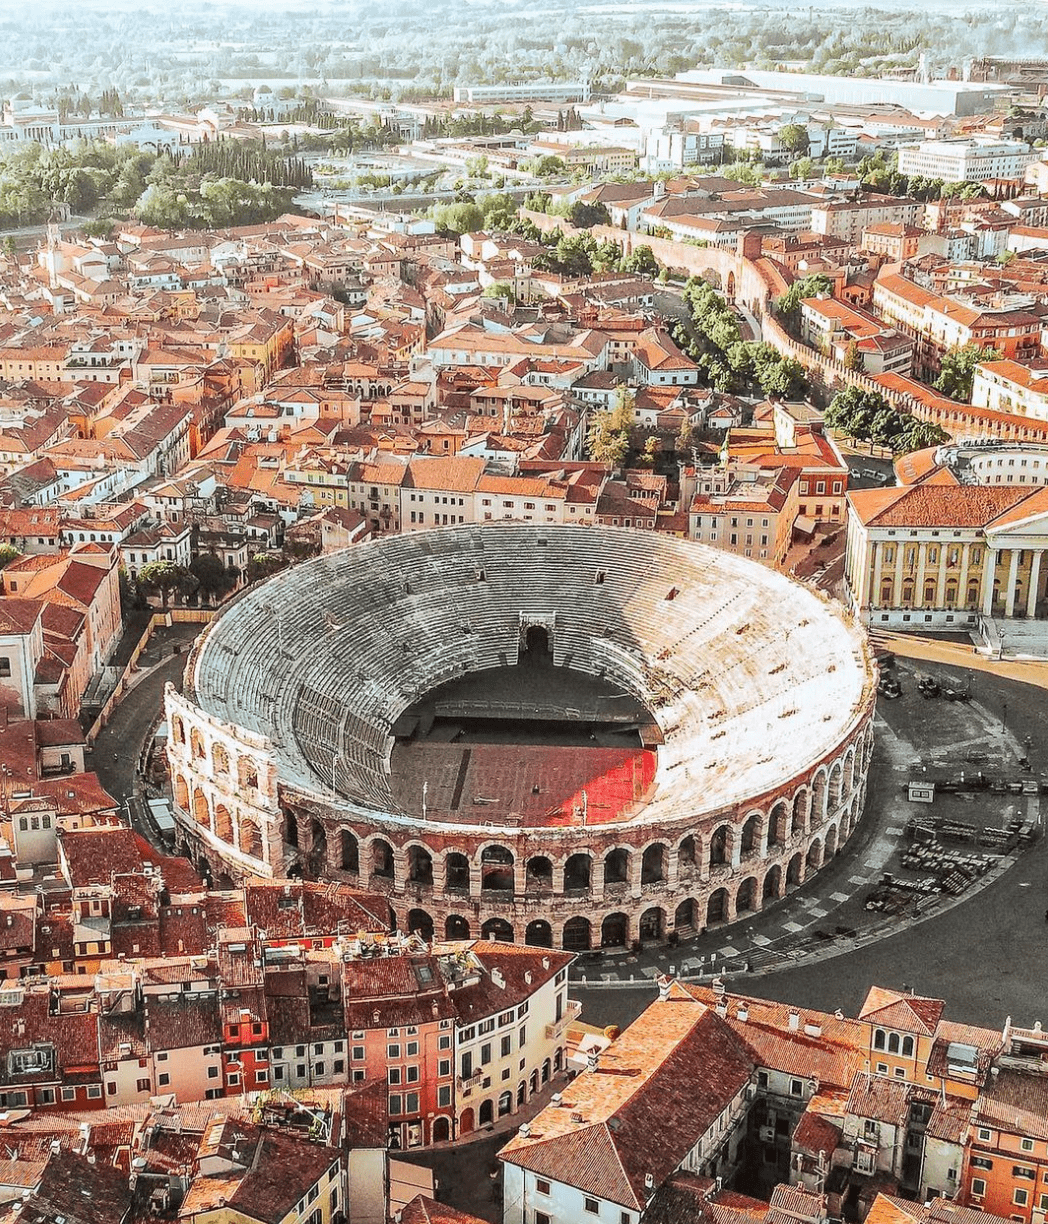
933, 343, 1003, 402
190, 553, 237, 604
482, 280, 515, 301
0, 543, 20, 569
247, 551, 287, 583
136, 560, 197, 609
568, 200, 612, 228
778, 123, 810, 154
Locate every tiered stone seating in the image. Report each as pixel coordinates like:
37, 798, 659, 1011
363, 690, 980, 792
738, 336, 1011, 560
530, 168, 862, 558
186, 524, 875, 828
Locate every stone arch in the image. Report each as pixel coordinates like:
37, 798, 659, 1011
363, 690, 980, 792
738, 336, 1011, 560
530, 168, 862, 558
735, 876, 757, 914
212, 743, 229, 775
768, 800, 789, 848
480, 844, 514, 892
726, 270, 737, 299
239, 817, 263, 860
678, 834, 700, 874
370, 837, 394, 880
171, 715, 186, 745
481, 916, 514, 942
811, 769, 828, 824
445, 852, 470, 891
641, 842, 667, 884
432, 1117, 451, 1143
674, 898, 697, 933
407, 908, 434, 940
601, 912, 629, 947
563, 916, 592, 951
193, 790, 210, 828
603, 847, 630, 886
478, 1099, 494, 1127
407, 843, 433, 885
238, 757, 259, 790
564, 853, 592, 893
284, 809, 299, 848
740, 812, 761, 859
445, 915, 470, 939
497, 1090, 513, 1118
307, 819, 327, 876
807, 838, 823, 871
791, 786, 808, 834
786, 852, 803, 891
214, 804, 233, 843
174, 775, 189, 811
827, 761, 844, 813
517, 1079, 527, 1107
706, 888, 729, 925
197, 854, 211, 883
459, 1107, 474, 1135
709, 824, 732, 868
843, 747, 857, 797
825, 823, 839, 859
190, 728, 207, 761
216, 872, 235, 891
762, 864, 782, 901
638, 907, 664, 942
340, 829, 359, 873
525, 919, 553, 947
526, 855, 553, 890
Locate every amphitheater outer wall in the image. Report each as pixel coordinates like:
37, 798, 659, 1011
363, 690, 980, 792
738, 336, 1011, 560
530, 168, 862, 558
165, 685, 875, 950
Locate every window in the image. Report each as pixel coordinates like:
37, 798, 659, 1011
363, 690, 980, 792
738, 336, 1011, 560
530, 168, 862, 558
537, 1215, 551, 1224
501, 1035, 512, 1058
390, 1068, 402, 1085
406, 1092, 419, 1114
978, 1128, 993, 1142
352, 1046, 365, 1061
136, 1078, 150, 1092
389, 1093, 402, 1115
1020, 1139, 1034, 1152
207, 1066, 220, 1079
0, 658, 10, 678
388, 1044, 401, 1059
481, 1043, 492, 1065
536, 1180, 551, 1196
86, 1085, 102, 1099
1014, 1167, 1036, 1181
1013, 1190, 1029, 1207
438, 1085, 452, 1107
790, 1079, 803, 1096
407, 1066, 419, 1083
61, 1087, 77, 1102
971, 1158, 993, 1171
438, 1035, 452, 1050
585, 1198, 600, 1215
972, 1180, 987, 1198
406, 1040, 419, 1057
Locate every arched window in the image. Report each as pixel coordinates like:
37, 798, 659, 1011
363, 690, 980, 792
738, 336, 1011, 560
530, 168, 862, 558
873, 1029, 886, 1051
888, 1032, 900, 1054
901, 1035, 914, 1057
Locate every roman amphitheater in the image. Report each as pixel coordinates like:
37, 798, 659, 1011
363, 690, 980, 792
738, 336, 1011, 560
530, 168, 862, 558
165, 524, 877, 951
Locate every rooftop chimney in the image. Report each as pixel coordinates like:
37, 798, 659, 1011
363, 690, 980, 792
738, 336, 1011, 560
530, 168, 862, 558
788, 1011, 801, 1031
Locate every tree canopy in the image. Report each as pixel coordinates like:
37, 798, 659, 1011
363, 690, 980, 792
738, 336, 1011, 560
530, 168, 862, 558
933, 344, 1003, 403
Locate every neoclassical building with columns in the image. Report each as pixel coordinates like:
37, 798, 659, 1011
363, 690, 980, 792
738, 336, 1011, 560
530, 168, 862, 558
845, 441, 1048, 633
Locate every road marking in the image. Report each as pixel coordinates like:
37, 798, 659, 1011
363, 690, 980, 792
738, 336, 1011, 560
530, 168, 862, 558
849, 874, 867, 885
751, 934, 771, 946
830, 891, 850, 902
783, 921, 804, 933
809, 908, 829, 919
886, 826, 904, 836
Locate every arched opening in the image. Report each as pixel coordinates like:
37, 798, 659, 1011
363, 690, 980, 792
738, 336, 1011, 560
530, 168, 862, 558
408, 844, 433, 885
307, 819, 327, 877
459, 1108, 474, 1136
174, 776, 189, 811
678, 835, 698, 873
529, 1070, 538, 1096
481, 917, 514, 942
674, 898, 696, 933
445, 915, 470, 939
601, 912, 628, 947
432, 1117, 450, 1143
284, 810, 299, 848
445, 852, 470, 891
563, 853, 591, 893
371, 838, 394, 879
213, 744, 229, 775
525, 920, 553, 947
828, 763, 843, 813
193, 791, 209, 827
407, 908, 434, 940
197, 855, 211, 884
736, 877, 757, 914
215, 872, 235, 891
191, 729, 206, 761
807, 838, 823, 871
478, 1100, 494, 1128
541, 1059, 551, 1084
214, 804, 233, 843
762, 865, 781, 901
726, 271, 737, 299
525, 856, 553, 890
517, 1080, 527, 1106
811, 772, 827, 824
786, 852, 803, 891
240, 819, 263, 860
481, 845, 514, 892
706, 889, 728, 925
603, 848, 629, 886
638, 907, 664, 942
740, 813, 760, 858
498, 1090, 513, 1118
768, 801, 788, 847
641, 843, 667, 884
825, 824, 839, 859
171, 716, 185, 745
523, 625, 551, 659
563, 916, 591, 951
340, 830, 359, 873
709, 825, 731, 867
238, 758, 258, 790
791, 788, 807, 834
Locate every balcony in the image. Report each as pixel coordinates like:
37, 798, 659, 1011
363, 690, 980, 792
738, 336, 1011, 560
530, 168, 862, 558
457, 1070, 485, 1093
545, 999, 582, 1041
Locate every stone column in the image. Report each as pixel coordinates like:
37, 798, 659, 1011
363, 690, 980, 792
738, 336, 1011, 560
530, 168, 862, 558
982, 549, 997, 617
1005, 548, 1021, 619
958, 543, 971, 612
1028, 550, 1043, 619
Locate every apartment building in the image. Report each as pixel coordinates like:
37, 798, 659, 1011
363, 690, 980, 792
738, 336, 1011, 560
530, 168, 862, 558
897, 137, 1035, 183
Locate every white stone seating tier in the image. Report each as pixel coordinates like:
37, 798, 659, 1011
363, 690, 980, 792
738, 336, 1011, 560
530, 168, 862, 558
185, 523, 876, 833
